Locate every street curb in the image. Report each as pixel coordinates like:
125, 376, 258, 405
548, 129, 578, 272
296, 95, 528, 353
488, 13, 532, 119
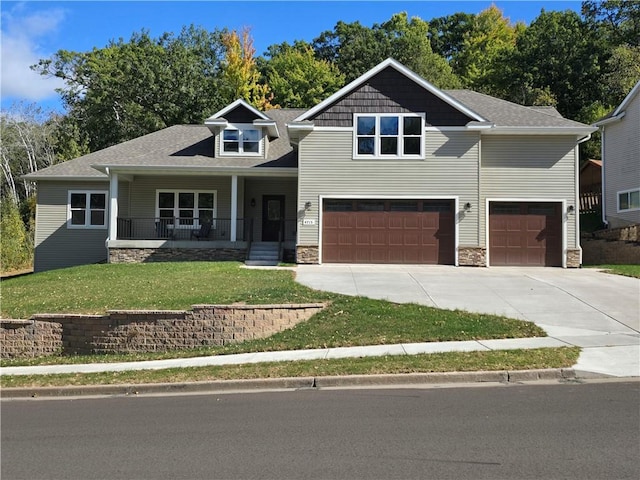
0, 368, 590, 399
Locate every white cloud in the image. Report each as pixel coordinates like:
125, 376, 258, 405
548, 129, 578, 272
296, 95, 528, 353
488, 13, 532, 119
1, 4, 66, 103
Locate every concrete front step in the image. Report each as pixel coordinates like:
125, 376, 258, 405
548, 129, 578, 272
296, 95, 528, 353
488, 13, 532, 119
246, 242, 280, 264
245, 260, 280, 266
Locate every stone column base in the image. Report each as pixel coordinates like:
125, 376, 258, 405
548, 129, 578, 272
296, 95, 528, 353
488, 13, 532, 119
566, 249, 581, 268
458, 247, 487, 266
296, 245, 319, 264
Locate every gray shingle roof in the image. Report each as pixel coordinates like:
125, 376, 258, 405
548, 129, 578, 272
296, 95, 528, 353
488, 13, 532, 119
445, 90, 588, 128
27, 108, 304, 180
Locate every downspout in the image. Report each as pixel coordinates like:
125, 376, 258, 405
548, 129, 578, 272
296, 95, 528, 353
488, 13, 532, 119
599, 127, 608, 227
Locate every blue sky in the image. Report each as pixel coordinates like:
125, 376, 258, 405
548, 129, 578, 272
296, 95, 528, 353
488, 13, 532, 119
1, 1, 583, 112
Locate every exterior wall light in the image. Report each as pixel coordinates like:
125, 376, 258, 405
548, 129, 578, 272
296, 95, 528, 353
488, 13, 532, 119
304, 201, 312, 210
567, 205, 575, 214
464, 202, 472, 211
250, 198, 256, 207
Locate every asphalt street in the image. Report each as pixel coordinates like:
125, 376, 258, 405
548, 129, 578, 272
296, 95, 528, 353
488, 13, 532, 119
2, 381, 639, 480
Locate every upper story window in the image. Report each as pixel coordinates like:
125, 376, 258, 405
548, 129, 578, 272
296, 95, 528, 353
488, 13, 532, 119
618, 188, 640, 212
354, 113, 424, 159
221, 124, 262, 156
68, 191, 108, 229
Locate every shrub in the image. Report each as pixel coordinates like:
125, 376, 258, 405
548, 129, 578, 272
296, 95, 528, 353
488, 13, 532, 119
0, 199, 33, 273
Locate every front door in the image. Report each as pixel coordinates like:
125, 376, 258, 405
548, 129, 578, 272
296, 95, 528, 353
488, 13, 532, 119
262, 195, 284, 241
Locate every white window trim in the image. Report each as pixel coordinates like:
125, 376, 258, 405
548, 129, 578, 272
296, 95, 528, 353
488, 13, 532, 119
67, 190, 108, 229
220, 123, 263, 156
353, 113, 425, 160
155, 189, 218, 229
617, 188, 640, 212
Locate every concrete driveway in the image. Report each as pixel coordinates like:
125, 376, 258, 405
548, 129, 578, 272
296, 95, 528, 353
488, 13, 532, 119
296, 265, 640, 377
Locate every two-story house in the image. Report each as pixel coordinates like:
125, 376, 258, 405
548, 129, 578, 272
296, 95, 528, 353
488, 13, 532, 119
26, 59, 596, 271
594, 80, 640, 229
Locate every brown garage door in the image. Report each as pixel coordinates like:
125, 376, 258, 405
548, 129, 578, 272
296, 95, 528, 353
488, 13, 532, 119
489, 202, 562, 266
322, 199, 455, 264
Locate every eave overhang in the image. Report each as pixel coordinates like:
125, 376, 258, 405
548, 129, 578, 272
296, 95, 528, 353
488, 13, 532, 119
91, 164, 298, 178
481, 126, 598, 136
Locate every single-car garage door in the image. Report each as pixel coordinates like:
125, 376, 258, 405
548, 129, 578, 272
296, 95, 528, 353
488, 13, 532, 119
322, 199, 455, 264
489, 202, 562, 266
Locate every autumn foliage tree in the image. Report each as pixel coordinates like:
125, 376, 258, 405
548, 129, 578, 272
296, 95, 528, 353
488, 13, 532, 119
221, 28, 276, 110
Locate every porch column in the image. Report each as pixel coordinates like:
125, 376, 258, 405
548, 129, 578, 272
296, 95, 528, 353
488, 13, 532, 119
108, 171, 118, 241
230, 175, 238, 242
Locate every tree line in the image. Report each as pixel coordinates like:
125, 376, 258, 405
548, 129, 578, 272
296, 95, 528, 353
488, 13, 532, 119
1, 1, 638, 270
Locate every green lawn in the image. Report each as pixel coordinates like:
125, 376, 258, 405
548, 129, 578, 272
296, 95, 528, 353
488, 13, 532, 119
1, 262, 545, 367
1, 348, 580, 389
587, 264, 640, 279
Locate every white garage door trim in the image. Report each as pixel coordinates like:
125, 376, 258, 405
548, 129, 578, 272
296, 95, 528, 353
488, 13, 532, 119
319, 195, 461, 265
485, 197, 568, 268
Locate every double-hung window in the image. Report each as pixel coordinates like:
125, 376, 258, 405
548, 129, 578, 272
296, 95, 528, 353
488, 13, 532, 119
354, 113, 424, 159
618, 188, 640, 212
68, 191, 108, 228
222, 124, 261, 155
157, 190, 216, 227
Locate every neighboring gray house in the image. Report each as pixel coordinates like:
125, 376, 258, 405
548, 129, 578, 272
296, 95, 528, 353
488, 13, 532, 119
26, 58, 595, 272
594, 80, 640, 229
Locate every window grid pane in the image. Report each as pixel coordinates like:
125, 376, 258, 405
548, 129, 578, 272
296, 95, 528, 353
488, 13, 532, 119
70, 193, 86, 209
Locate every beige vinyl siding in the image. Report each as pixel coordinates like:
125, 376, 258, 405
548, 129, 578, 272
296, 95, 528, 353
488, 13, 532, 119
127, 176, 235, 219
298, 129, 480, 246
118, 181, 130, 217
480, 135, 578, 248
34, 181, 109, 272
603, 92, 640, 227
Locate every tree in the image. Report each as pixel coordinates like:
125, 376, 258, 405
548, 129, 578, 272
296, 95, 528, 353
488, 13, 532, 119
582, 0, 640, 46
0, 103, 58, 204
312, 13, 460, 88
261, 42, 345, 108
312, 20, 382, 82
33, 26, 226, 151
601, 44, 640, 103
427, 12, 475, 60
494, 10, 605, 120
221, 28, 275, 110
453, 6, 521, 94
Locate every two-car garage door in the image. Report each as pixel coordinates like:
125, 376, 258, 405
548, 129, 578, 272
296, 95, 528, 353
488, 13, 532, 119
321, 199, 563, 267
322, 199, 455, 264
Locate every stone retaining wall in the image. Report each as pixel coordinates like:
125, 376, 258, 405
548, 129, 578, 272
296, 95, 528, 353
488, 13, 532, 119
581, 237, 640, 265
4, 303, 325, 357
109, 248, 247, 263
0, 319, 63, 359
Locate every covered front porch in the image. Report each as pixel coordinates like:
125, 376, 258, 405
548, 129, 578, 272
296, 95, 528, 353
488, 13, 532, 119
104, 171, 298, 263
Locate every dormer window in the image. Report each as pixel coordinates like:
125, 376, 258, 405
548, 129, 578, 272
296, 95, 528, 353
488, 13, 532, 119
354, 113, 425, 159
222, 124, 262, 155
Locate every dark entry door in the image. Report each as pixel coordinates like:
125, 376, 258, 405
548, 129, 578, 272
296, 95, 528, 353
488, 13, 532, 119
262, 195, 284, 241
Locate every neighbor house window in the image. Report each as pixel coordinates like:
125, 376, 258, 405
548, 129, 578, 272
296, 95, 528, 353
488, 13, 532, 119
222, 124, 261, 155
156, 190, 216, 227
354, 113, 424, 158
618, 188, 640, 212
67, 191, 108, 228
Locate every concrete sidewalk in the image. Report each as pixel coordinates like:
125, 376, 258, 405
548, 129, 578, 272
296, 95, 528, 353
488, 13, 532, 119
0, 336, 586, 377
296, 265, 640, 377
